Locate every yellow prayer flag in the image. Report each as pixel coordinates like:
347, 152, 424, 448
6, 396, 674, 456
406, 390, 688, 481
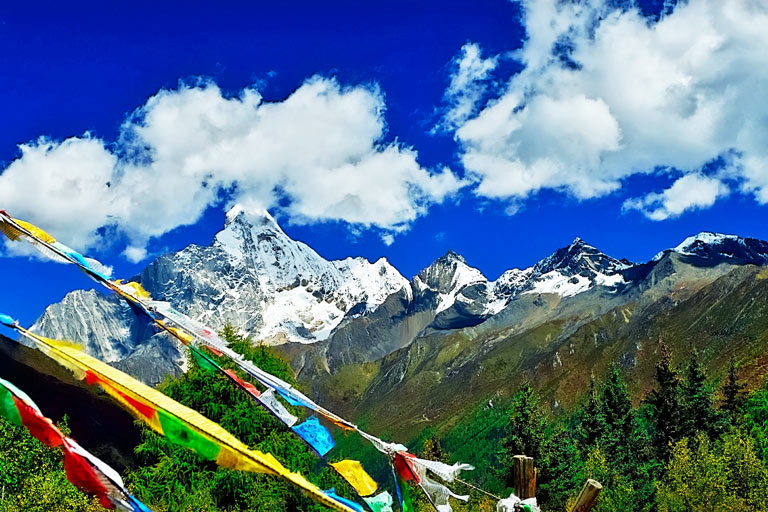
331, 459, 378, 497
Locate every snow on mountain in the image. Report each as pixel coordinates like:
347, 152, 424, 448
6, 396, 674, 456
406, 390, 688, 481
412, 251, 487, 313
653, 232, 768, 264
520, 238, 628, 297
33, 208, 768, 386
33, 205, 409, 362
424, 239, 629, 323
673, 232, 740, 254
150, 205, 409, 344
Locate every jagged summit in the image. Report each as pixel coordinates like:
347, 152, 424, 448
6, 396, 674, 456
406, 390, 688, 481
416, 251, 480, 287
224, 203, 284, 232
535, 237, 628, 277
436, 250, 466, 264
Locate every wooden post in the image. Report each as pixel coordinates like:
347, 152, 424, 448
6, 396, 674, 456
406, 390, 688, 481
569, 479, 603, 512
512, 455, 537, 500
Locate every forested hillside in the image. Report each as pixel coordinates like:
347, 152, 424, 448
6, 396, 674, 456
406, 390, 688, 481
2, 327, 768, 511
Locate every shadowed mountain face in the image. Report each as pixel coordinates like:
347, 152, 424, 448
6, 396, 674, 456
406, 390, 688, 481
0, 336, 141, 469
27, 211, 768, 441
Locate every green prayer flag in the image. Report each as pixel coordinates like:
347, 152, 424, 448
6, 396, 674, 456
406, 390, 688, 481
396, 476, 414, 512
191, 346, 219, 373
158, 409, 221, 460
363, 491, 394, 512
0, 382, 22, 426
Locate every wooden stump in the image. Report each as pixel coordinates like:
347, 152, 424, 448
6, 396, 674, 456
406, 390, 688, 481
512, 455, 536, 500
569, 479, 603, 512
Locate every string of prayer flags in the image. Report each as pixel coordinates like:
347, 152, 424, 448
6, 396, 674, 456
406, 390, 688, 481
0, 377, 152, 511
0, 211, 486, 511
0, 318, 358, 512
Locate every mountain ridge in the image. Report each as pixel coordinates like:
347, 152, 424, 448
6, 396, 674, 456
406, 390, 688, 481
27, 204, 768, 388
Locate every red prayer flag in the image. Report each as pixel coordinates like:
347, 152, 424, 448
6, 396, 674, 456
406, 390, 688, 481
12, 396, 65, 448
86, 371, 157, 420
393, 452, 420, 483
62, 443, 114, 509
204, 344, 224, 357
224, 369, 261, 398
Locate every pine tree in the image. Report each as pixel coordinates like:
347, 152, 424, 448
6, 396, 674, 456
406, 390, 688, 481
721, 357, 746, 422
600, 364, 640, 471
645, 341, 682, 461
680, 348, 714, 439
500, 382, 546, 486
578, 377, 606, 449
538, 423, 584, 510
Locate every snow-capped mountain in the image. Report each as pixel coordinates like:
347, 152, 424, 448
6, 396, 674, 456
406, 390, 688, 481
521, 237, 629, 297
30, 209, 768, 384
426, 238, 630, 328
653, 231, 768, 264
139, 205, 409, 345
412, 251, 487, 313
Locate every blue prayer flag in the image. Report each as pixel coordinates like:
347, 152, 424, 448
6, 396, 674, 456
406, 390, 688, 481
292, 416, 335, 456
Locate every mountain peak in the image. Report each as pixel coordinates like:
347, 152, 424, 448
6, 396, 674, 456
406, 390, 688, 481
673, 232, 737, 252
437, 250, 466, 264
654, 231, 768, 264
537, 237, 623, 274
224, 203, 283, 233
415, 251, 486, 309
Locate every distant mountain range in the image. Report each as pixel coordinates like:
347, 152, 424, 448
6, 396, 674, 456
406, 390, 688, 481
28, 206, 768, 438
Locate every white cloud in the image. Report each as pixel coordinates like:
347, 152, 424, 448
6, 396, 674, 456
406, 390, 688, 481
452, 0, 768, 214
440, 43, 499, 130
0, 137, 118, 250
622, 173, 729, 220
0, 76, 466, 258
122, 246, 148, 263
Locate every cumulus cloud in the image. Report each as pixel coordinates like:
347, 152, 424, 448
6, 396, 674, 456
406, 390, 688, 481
452, 0, 768, 214
0, 77, 466, 258
440, 43, 499, 130
622, 173, 729, 220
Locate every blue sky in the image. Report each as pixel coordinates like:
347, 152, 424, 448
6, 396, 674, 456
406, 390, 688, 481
2, 0, 768, 327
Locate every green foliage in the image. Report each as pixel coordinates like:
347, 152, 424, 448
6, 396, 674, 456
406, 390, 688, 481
124, 326, 350, 512
679, 349, 715, 440
499, 382, 546, 488
645, 342, 682, 461
536, 423, 584, 510
0, 416, 102, 512
721, 358, 747, 424
744, 378, 768, 461
576, 378, 605, 449
576, 447, 645, 512
598, 364, 644, 472
657, 431, 768, 512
